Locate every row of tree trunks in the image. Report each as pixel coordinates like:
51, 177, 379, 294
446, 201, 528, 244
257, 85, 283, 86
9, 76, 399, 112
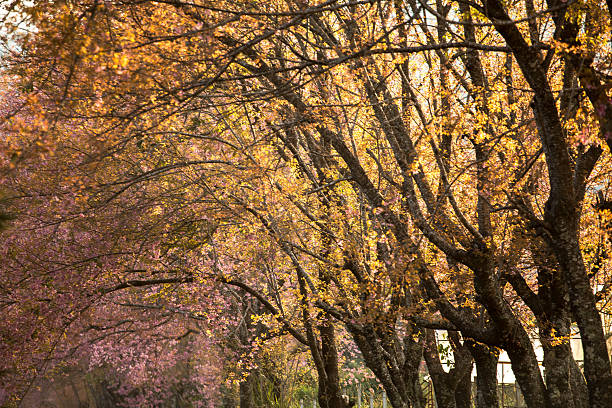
227, 2, 610, 406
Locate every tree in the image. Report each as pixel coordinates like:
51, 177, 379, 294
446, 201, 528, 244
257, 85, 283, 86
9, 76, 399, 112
2, 0, 611, 407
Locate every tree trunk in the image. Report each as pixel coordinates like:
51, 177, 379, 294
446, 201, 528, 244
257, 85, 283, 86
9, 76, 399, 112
535, 246, 581, 408
569, 357, 588, 408
466, 341, 499, 408
453, 366, 472, 408
239, 373, 254, 408
471, 256, 549, 408
505, 344, 550, 408
403, 335, 426, 408
542, 342, 574, 408
317, 316, 348, 408
297, 268, 347, 408
448, 331, 473, 408
554, 232, 612, 408
423, 329, 456, 408
349, 324, 418, 408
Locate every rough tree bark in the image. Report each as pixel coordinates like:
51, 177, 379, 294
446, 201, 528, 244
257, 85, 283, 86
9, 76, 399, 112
466, 340, 499, 408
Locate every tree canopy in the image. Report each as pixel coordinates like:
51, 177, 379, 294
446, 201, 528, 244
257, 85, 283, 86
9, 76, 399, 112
0, 0, 611, 407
